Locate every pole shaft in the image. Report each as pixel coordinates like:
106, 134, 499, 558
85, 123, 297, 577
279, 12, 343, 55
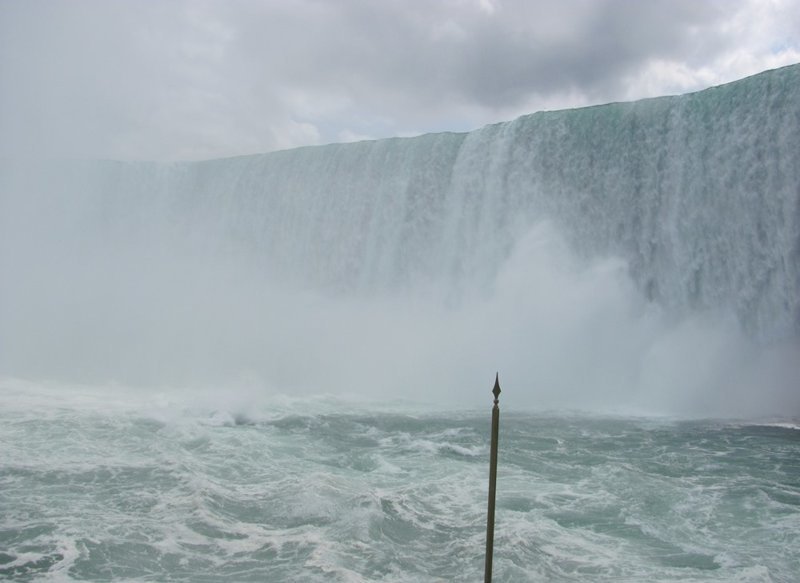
484, 381, 500, 583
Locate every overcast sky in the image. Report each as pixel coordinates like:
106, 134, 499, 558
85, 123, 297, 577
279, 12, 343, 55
1, 0, 798, 161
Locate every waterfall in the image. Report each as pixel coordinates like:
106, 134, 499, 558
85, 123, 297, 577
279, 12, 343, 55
1, 64, 798, 414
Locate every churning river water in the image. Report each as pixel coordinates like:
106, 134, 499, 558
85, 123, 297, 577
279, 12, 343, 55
1, 380, 798, 582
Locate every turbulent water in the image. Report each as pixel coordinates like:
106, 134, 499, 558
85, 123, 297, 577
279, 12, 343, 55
1, 382, 798, 582
2, 67, 800, 580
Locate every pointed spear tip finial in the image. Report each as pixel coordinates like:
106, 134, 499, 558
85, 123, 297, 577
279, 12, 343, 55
492, 372, 501, 400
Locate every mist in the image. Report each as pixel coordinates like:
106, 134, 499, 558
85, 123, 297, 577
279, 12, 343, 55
3, 208, 797, 418
2, 160, 798, 419
2, 66, 799, 418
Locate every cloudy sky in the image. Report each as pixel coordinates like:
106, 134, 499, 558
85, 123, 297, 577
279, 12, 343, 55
1, 0, 798, 161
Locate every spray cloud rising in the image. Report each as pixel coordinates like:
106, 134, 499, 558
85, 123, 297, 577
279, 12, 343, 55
1, 66, 799, 417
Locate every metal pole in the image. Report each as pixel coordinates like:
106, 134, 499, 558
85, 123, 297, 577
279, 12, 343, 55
484, 373, 501, 583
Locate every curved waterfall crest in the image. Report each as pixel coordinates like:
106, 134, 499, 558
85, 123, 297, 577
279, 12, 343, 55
1, 65, 798, 406
27, 64, 797, 338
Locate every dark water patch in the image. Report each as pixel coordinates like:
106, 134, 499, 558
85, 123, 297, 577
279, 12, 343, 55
377, 497, 420, 544
201, 489, 277, 526
546, 506, 625, 533
4, 464, 178, 491
759, 484, 800, 508
232, 412, 255, 426
69, 539, 193, 581
655, 549, 720, 570
268, 414, 314, 431
0, 523, 56, 546
498, 495, 542, 513
186, 518, 249, 541
0, 552, 65, 581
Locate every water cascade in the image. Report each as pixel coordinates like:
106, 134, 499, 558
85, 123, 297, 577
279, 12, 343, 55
1, 65, 798, 416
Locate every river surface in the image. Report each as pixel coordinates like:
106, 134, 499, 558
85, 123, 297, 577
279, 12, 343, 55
1, 381, 798, 582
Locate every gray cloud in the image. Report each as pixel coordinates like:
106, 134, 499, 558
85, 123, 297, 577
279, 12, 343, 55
1, 0, 798, 160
